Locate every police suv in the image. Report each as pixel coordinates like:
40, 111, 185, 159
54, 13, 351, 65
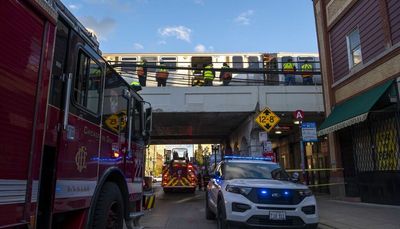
205, 156, 319, 229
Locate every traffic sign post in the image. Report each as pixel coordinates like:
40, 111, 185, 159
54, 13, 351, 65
294, 109, 307, 185
255, 107, 280, 132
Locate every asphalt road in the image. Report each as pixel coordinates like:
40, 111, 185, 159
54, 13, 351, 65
140, 183, 217, 229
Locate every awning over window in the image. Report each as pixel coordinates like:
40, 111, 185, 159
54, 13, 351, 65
318, 80, 394, 136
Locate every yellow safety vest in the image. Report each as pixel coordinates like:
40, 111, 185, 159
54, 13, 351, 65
301, 63, 313, 78
203, 65, 214, 80
283, 62, 295, 72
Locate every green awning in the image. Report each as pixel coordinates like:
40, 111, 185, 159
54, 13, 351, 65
318, 80, 394, 136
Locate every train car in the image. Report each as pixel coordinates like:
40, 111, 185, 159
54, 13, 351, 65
0, 1, 152, 228
104, 52, 320, 87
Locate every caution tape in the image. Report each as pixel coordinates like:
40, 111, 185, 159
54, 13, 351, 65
307, 182, 346, 188
286, 168, 344, 172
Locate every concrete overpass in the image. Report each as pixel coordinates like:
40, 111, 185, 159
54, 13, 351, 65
140, 85, 324, 145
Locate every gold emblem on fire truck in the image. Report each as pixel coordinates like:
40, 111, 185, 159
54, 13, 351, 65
75, 146, 87, 172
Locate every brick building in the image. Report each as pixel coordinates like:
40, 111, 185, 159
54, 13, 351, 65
313, 0, 400, 205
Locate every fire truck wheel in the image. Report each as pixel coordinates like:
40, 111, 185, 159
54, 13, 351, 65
92, 182, 124, 229
205, 192, 216, 220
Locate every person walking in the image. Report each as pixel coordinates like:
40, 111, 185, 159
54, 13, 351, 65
203, 63, 215, 86
283, 58, 296, 85
137, 60, 148, 87
219, 62, 232, 86
156, 63, 169, 87
301, 60, 313, 85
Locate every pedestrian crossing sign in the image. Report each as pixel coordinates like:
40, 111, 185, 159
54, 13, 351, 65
255, 107, 280, 132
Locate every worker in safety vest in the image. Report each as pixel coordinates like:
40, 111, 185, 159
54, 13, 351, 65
203, 63, 215, 86
136, 60, 147, 87
219, 62, 232, 86
130, 81, 142, 92
156, 63, 169, 87
283, 58, 296, 85
192, 64, 204, 86
301, 60, 313, 85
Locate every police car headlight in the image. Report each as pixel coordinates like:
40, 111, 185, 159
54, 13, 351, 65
226, 185, 252, 195
297, 189, 313, 197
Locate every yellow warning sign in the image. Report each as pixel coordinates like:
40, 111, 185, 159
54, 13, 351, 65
105, 112, 127, 133
255, 107, 280, 132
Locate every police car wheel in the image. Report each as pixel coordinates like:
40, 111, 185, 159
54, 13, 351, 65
205, 192, 216, 220
217, 199, 228, 229
92, 182, 124, 229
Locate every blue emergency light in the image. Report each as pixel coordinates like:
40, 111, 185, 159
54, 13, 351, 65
223, 156, 272, 161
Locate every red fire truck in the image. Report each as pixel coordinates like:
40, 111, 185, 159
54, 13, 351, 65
161, 148, 197, 193
0, 1, 152, 228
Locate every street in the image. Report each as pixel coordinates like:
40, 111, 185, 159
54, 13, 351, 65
139, 183, 400, 229
140, 183, 216, 229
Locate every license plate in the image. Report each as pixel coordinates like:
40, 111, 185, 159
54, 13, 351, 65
269, 211, 286, 220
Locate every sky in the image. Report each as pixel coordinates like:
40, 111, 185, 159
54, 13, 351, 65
62, 0, 318, 54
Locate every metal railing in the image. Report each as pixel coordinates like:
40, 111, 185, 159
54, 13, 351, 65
108, 60, 322, 87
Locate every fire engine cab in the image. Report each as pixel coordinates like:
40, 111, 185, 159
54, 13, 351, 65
162, 148, 197, 193
0, 0, 152, 228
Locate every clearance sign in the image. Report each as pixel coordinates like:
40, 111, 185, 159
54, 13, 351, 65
255, 107, 280, 132
105, 112, 127, 133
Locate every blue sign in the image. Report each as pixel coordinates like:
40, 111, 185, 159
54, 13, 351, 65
301, 122, 318, 142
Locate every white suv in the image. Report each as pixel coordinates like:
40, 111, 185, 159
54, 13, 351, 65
205, 157, 319, 229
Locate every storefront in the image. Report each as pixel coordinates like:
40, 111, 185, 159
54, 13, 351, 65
319, 80, 400, 205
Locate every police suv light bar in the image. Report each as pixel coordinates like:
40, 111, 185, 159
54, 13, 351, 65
223, 156, 272, 161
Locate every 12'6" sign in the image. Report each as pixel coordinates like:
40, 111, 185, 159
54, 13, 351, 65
255, 107, 280, 132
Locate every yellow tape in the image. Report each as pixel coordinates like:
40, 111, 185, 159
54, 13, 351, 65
286, 168, 344, 172
307, 182, 346, 187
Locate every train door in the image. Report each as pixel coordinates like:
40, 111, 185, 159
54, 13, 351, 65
231, 56, 244, 85
191, 57, 212, 85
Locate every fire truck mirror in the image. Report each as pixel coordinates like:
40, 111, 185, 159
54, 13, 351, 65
143, 106, 152, 144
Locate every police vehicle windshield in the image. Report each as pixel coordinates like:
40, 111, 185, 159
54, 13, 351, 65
224, 162, 290, 181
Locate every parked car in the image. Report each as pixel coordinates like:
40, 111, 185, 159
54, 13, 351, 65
205, 156, 319, 229
153, 176, 162, 183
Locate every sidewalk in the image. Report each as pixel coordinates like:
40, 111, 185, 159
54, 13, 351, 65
317, 196, 400, 229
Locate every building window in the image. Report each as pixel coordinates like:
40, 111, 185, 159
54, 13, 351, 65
346, 29, 362, 68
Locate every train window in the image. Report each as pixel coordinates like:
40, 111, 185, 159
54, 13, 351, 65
232, 56, 243, 69
141, 56, 157, 72
121, 57, 137, 74
248, 56, 260, 69
74, 51, 102, 114
160, 57, 177, 72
